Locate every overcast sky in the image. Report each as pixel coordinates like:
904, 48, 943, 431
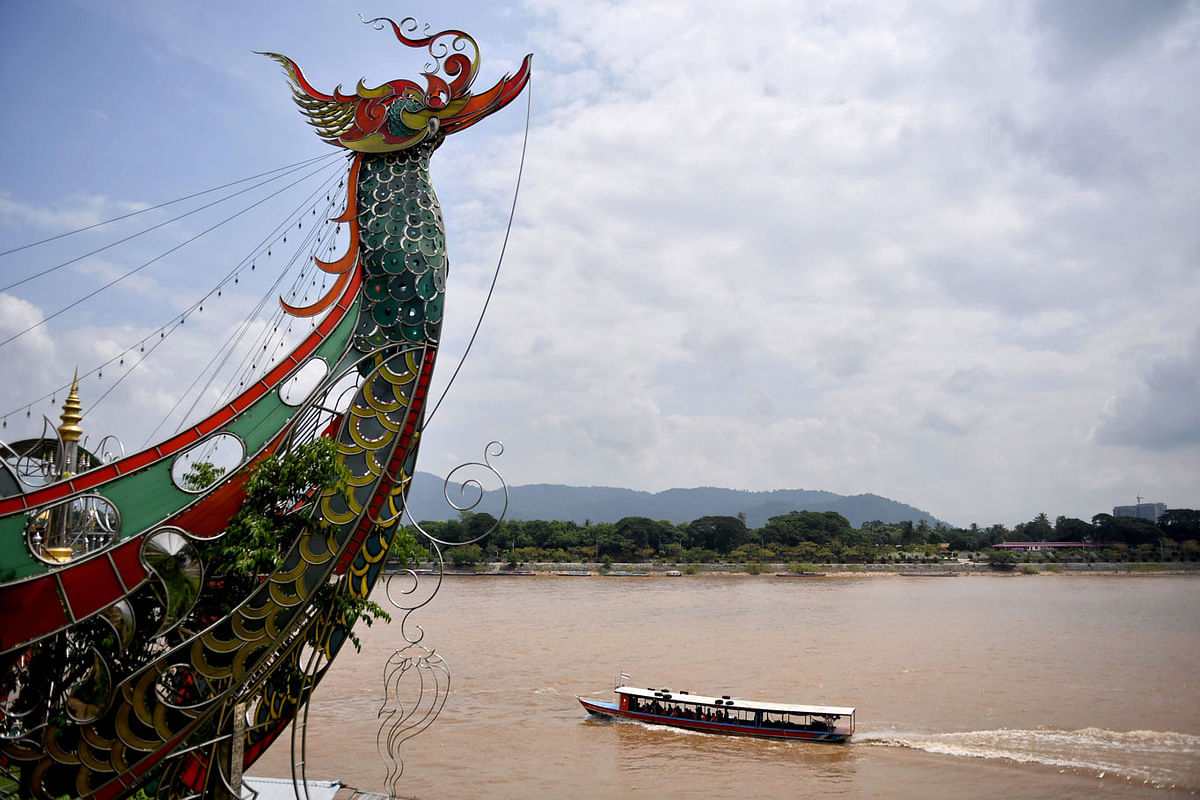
1, 1, 1197, 527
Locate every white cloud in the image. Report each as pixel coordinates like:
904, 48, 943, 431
1094, 331, 1200, 450
2, 1, 1198, 527
0, 295, 58, 425
410, 0, 1200, 524
0, 192, 150, 237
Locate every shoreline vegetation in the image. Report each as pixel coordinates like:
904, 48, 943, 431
389, 508, 1200, 576
392, 561, 1200, 577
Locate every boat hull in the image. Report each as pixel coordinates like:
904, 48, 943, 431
576, 697, 851, 743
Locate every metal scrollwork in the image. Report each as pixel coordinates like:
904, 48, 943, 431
141, 527, 204, 635
354, 441, 509, 790
64, 649, 113, 725
381, 548, 442, 648
169, 432, 247, 494
375, 645, 449, 797
407, 440, 509, 547
86, 434, 126, 465
3, 417, 62, 489
25, 493, 121, 566
0, 649, 46, 742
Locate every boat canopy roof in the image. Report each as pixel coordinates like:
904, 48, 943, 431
616, 686, 855, 717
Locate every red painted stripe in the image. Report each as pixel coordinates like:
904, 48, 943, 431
121, 449, 161, 474
109, 538, 148, 589
263, 355, 300, 387
28, 482, 71, 505
585, 704, 848, 742
77, 463, 118, 485
0, 574, 69, 651
59, 554, 126, 620
0, 540, 151, 652
158, 430, 199, 457
203, 405, 236, 429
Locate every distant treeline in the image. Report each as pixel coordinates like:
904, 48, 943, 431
407, 509, 1200, 566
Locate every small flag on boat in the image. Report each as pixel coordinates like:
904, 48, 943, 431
620, 672, 631, 680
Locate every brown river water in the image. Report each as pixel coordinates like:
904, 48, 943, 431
248, 573, 1200, 798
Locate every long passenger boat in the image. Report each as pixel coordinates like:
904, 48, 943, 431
577, 686, 855, 743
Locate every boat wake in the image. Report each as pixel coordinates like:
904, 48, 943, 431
858, 727, 1200, 791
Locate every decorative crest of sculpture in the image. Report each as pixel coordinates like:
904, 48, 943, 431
262, 16, 532, 152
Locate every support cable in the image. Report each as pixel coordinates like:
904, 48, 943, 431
0, 154, 340, 293
0, 160, 343, 352
424, 74, 532, 427
138, 175, 345, 445
100, 174, 343, 428
0, 152, 336, 259
0, 163, 345, 424
166, 194, 339, 438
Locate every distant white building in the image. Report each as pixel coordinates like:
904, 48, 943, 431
994, 541, 1102, 552
1112, 502, 1167, 522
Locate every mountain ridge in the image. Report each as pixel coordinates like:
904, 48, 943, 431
405, 473, 943, 529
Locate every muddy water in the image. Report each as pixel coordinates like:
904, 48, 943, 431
249, 574, 1200, 798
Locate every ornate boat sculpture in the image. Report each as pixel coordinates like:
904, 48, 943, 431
0, 18, 530, 799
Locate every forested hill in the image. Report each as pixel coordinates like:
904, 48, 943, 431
405, 473, 942, 529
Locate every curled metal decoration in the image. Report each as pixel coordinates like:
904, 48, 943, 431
373, 440, 508, 651
88, 434, 126, 465
405, 440, 509, 547
25, 493, 121, 566
375, 644, 449, 797
369, 436, 509, 667
153, 664, 216, 712
5, 416, 62, 489
364, 15, 479, 84
99, 600, 137, 652
64, 649, 113, 725
140, 528, 204, 636
1, 423, 113, 497
380, 542, 445, 647
169, 431, 247, 494
0, 649, 46, 741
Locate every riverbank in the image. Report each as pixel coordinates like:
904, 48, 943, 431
398, 560, 1200, 577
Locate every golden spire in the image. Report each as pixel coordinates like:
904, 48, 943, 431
58, 370, 83, 445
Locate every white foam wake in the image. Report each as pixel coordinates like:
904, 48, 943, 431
858, 727, 1200, 791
